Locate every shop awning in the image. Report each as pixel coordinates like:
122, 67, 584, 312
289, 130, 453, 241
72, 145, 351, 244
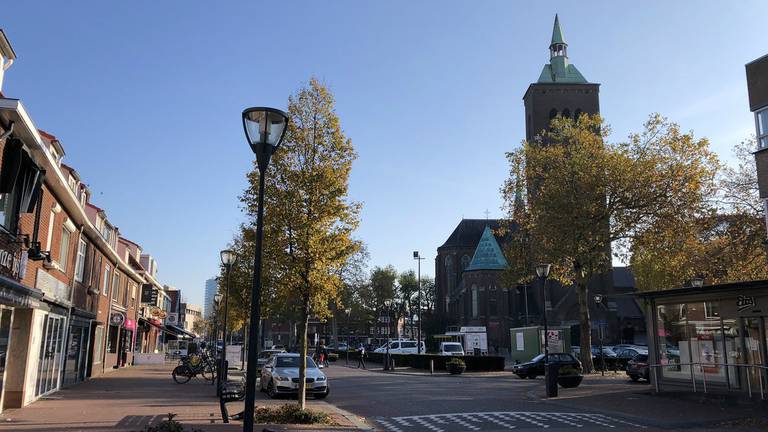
164, 324, 193, 339
0, 274, 43, 308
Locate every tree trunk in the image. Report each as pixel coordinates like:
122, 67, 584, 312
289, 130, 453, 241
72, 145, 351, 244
298, 304, 310, 410
577, 281, 594, 373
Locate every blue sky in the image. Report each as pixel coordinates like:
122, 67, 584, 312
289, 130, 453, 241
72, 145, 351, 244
3, 1, 766, 306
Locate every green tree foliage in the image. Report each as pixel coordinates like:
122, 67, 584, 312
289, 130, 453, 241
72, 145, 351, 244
501, 114, 718, 371
240, 78, 360, 409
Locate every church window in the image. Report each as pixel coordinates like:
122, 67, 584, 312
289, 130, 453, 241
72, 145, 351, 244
460, 255, 470, 271
549, 109, 558, 120
562, 108, 571, 119
471, 285, 478, 318
489, 298, 497, 317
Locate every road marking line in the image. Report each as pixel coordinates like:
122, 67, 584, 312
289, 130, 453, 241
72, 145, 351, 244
479, 413, 516, 429
392, 417, 413, 427
593, 414, 646, 428
376, 419, 403, 432
546, 413, 584, 427
428, 416, 448, 424
412, 416, 443, 432
505, 412, 549, 428
571, 414, 615, 428
446, 414, 481, 430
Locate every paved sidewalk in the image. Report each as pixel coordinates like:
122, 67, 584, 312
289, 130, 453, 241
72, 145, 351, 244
0, 364, 367, 432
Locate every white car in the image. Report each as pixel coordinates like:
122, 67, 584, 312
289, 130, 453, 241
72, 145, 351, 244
437, 342, 465, 356
259, 353, 329, 399
374, 339, 426, 354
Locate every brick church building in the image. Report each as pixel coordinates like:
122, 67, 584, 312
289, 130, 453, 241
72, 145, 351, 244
434, 16, 645, 354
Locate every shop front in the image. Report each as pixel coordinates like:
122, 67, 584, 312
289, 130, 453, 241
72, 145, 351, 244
62, 310, 93, 387
641, 280, 768, 399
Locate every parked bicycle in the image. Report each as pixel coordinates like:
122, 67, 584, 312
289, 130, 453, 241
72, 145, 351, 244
172, 351, 217, 384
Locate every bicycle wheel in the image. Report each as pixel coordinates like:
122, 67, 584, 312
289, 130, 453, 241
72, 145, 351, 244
172, 365, 192, 384
202, 362, 216, 382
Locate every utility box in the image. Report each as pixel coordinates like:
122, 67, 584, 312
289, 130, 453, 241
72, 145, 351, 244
510, 326, 571, 364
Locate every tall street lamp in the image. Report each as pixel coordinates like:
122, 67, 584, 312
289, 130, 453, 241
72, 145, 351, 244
344, 308, 351, 366
535, 263, 556, 398
242, 107, 288, 432
413, 251, 424, 353
594, 294, 606, 376
213, 292, 223, 392
383, 299, 392, 371
219, 249, 237, 386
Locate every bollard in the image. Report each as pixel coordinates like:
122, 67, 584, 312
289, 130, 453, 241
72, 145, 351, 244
430, 359, 434, 375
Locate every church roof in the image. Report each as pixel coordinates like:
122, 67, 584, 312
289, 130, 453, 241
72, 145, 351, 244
537, 63, 587, 84
439, 219, 504, 249
465, 226, 509, 271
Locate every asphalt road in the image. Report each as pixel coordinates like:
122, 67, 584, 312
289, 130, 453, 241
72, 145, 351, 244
322, 365, 650, 431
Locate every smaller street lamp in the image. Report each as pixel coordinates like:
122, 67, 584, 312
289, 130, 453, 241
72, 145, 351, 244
691, 277, 705, 288
413, 251, 425, 353
383, 299, 392, 371
535, 263, 556, 398
219, 249, 237, 386
213, 293, 223, 392
593, 294, 606, 376
344, 308, 352, 366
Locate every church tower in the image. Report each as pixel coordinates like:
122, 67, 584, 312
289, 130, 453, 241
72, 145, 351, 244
523, 15, 600, 142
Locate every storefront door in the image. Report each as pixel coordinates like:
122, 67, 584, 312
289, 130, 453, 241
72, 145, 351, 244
742, 317, 767, 392
62, 323, 89, 386
0, 307, 13, 406
35, 313, 66, 397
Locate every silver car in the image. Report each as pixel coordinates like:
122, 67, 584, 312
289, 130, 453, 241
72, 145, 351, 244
256, 349, 285, 373
259, 353, 329, 399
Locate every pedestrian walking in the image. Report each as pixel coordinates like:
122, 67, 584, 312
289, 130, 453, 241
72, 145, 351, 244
357, 343, 366, 369
321, 345, 330, 367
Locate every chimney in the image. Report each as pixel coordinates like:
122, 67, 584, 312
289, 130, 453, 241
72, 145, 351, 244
0, 30, 17, 94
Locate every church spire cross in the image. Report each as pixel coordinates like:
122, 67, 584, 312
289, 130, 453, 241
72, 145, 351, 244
484, 209, 490, 220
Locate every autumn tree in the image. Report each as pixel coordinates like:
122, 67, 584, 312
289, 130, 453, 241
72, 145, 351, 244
501, 113, 718, 371
631, 137, 768, 289
241, 79, 360, 409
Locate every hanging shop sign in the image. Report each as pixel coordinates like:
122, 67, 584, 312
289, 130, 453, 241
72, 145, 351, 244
0, 244, 26, 281
150, 306, 162, 318
166, 312, 178, 325
158, 310, 168, 319
141, 284, 158, 304
110, 312, 126, 327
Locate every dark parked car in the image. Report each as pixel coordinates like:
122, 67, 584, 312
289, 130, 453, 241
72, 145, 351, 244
626, 353, 650, 382
513, 353, 582, 379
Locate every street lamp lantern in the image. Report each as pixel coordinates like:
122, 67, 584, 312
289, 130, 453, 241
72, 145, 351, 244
535, 263, 551, 279
593, 294, 603, 305
214, 293, 223, 304
242, 106, 289, 432
384, 299, 392, 308
220, 249, 237, 266
691, 276, 705, 288
242, 107, 289, 170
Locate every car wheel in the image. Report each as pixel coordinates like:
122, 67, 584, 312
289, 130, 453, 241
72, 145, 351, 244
629, 375, 639, 382
527, 373, 537, 379
266, 380, 278, 399
515, 374, 526, 379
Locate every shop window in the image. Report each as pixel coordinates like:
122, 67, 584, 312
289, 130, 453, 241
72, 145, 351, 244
656, 303, 690, 380
107, 325, 119, 353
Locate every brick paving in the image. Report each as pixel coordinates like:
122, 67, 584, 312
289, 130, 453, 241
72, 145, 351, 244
0, 364, 366, 432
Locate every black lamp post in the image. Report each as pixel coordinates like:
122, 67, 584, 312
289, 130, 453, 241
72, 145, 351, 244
213, 292, 222, 391
344, 308, 351, 366
413, 251, 424, 353
594, 294, 606, 376
241, 107, 288, 432
219, 249, 236, 386
383, 299, 392, 371
535, 263, 556, 398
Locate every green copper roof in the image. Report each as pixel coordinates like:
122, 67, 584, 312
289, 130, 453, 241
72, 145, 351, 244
551, 14, 566, 46
537, 63, 587, 83
466, 226, 508, 271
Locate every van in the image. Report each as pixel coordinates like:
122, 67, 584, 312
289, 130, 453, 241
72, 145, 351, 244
438, 342, 465, 356
374, 339, 426, 354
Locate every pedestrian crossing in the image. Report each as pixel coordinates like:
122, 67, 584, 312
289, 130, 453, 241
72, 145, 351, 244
373, 411, 645, 431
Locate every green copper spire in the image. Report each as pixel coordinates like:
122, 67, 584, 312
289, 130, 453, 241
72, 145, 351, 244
551, 14, 566, 46
536, 14, 588, 84
466, 226, 508, 271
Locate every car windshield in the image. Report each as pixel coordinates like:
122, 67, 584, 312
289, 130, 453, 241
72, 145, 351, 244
531, 354, 545, 362
275, 356, 317, 368
444, 344, 463, 352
